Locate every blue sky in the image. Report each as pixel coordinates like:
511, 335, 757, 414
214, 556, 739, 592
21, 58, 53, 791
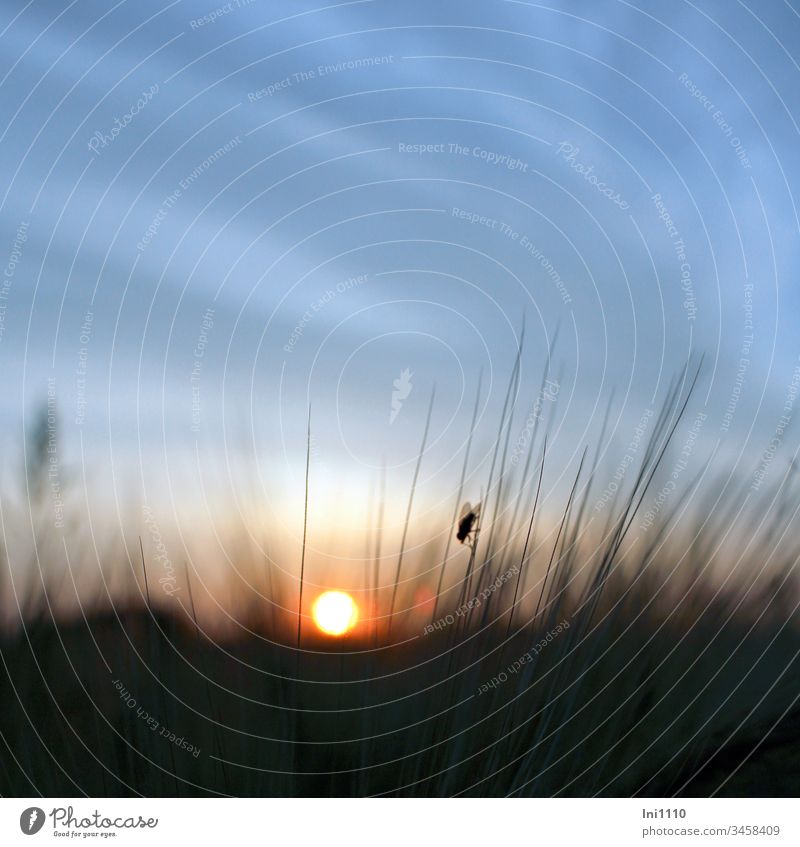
1, 0, 799, 571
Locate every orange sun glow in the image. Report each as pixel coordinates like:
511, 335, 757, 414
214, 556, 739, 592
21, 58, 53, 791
312, 590, 359, 636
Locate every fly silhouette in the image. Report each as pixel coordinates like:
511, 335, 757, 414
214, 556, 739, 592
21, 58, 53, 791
456, 501, 481, 546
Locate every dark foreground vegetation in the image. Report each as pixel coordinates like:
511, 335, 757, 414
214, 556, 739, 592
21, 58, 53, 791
1, 363, 798, 796
1, 570, 798, 797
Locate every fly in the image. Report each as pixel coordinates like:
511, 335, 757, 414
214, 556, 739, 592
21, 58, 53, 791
456, 501, 481, 546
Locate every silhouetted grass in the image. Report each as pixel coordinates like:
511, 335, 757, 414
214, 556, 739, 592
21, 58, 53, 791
1, 364, 798, 797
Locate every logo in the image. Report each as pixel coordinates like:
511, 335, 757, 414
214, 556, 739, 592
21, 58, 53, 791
20, 808, 45, 835
390, 368, 413, 424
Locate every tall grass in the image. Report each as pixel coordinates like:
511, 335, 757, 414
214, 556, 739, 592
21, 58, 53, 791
296, 406, 312, 651
0, 360, 798, 797
387, 386, 436, 633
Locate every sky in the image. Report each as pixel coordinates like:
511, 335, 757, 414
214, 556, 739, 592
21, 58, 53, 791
1, 0, 799, 586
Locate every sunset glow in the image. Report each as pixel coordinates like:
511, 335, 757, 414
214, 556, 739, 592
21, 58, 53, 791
312, 591, 359, 636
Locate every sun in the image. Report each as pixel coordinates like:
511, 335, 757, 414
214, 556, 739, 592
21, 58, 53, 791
312, 591, 359, 636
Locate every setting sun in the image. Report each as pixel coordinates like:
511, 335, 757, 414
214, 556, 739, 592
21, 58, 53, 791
312, 591, 359, 636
